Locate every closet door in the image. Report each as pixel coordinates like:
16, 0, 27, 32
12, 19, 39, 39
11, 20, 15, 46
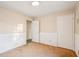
57, 14, 74, 50
32, 20, 40, 42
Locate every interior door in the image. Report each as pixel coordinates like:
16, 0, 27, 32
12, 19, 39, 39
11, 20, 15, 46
57, 14, 74, 50
32, 20, 40, 42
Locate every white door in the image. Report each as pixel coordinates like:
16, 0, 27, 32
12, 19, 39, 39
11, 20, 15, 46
57, 14, 74, 50
32, 20, 40, 42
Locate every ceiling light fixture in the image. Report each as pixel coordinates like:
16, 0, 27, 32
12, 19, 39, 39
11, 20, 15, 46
32, 1, 40, 7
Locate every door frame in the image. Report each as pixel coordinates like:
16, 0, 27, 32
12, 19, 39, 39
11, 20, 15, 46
26, 20, 32, 44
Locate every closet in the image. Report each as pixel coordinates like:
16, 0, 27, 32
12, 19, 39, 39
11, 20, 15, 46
57, 13, 74, 50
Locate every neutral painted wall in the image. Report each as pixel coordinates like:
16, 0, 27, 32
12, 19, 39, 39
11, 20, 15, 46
36, 14, 57, 46
75, 4, 79, 56
36, 15, 57, 32
0, 7, 32, 53
36, 8, 74, 33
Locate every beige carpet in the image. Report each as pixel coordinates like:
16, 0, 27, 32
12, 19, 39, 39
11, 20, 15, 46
0, 42, 77, 57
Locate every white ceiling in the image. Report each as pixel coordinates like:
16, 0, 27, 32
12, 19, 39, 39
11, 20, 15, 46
0, 1, 77, 17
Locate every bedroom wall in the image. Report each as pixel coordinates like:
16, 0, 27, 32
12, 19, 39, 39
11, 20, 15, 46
0, 7, 32, 53
36, 8, 74, 47
36, 14, 57, 46
37, 14, 57, 32
75, 4, 79, 56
